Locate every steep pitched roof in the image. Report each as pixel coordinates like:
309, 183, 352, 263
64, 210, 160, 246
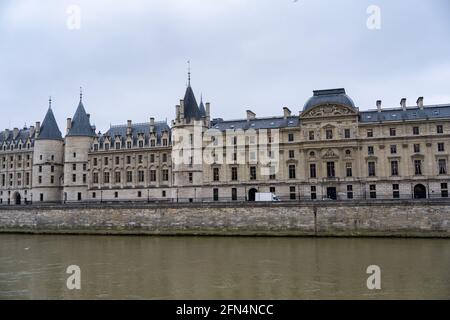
198, 98, 206, 117
67, 101, 95, 137
36, 108, 63, 141
183, 85, 202, 121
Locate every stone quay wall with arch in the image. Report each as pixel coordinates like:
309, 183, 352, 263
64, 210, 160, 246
1, 200, 450, 238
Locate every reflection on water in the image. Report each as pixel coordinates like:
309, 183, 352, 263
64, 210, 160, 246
0, 234, 449, 299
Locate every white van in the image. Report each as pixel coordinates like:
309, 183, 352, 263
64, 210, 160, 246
255, 193, 280, 202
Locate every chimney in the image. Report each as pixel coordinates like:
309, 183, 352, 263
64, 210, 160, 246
3, 129, 9, 140
66, 118, 71, 135
35, 121, 41, 134
246, 110, 256, 122
13, 128, 19, 140
283, 107, 292, 119
417, 97, 424, 110
205, 102, 211, 119
150, 117, 155, 132
180, 100, 185, 120
29, 125, 35, 137
127, 120, 132, 135
400, 98, 407, 111
376, 100, 382, 112
175, 105, 181, 121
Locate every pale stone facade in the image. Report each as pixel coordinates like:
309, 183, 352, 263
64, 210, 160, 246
0, 85, 449, 205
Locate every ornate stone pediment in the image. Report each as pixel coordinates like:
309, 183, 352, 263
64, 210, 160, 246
322, 148, 339, 159
301, 104, 358, 119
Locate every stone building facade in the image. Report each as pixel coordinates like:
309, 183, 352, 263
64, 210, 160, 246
1, 83, 449, 205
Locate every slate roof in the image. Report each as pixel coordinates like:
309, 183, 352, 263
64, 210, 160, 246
183, 85, 202, 121
360, 104, 450, 123
0, 127, 35, 148
211, 116, 300, 131
36, 108, 63, 141
304, 88, 356, 112
98, 121, 171, 147
199, 99, 206, 117
67, 101, 96, 137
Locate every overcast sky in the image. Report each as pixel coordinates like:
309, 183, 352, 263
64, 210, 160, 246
1, 0, 450, 133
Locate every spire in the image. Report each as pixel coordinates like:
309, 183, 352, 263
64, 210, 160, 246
199, 93, 206, 117
37, 103, 63, 141
67, 91, 96, 137
187, 60, 191, 87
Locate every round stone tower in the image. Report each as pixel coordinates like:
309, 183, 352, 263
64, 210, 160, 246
32, 99, 64, 203
63, 92, 96, 203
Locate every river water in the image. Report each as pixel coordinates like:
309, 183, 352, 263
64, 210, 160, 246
0, 234, 449, 299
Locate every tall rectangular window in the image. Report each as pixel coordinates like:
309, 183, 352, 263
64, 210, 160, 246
414, 160, 422, 175
150, 170, 156, 182
162, 170, 169, 181
390, 145, 397, 154
250, 166, 257, 180
437, 125, 444, 134
311, 186, 317, 200
213, 168, 220, 181
310, 164, 317, 178
347, 185, 353, 199
346, 163, 352, 177
390, 128, 396, 136
213, 188, 219, 202
232, 188, 237, 201
369, 185, 377, 199
413, 127, 420, 135
326, 129, 333, 140
127, 171, 133, 183
393, 184, 400, 199
391, 161, 399, 176
368, 162, 376, 177
326, 162, 335, 178
438, 143, 445, 152
231, 167, 238, 181
289, 165, 296, 179
103, 172, 110, 183
138, 170, 145, 183
115, 172, 121, 183
441, 183, 448, 198
438, 159, 447, 175
344, 129, 351, 139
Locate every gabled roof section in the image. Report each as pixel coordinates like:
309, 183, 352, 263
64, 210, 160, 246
67, 101, 96, 137
37, 108, 63, 141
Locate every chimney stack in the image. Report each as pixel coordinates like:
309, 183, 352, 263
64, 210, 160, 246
150, 117, 155, 132
66, 118, 71, 135
35, 121, 41, 134
13, 128, 19, 140
127, 120, 132, 135
205, 102, 211, 119
283, 107, 292, 119
400, 98, 407, 111
246, 110, 256, 122
3, 129, 9, 140
180, 100, 185, 120
175, 105, 181, 121
29, 125, 35, 137
417, 97, 424, 110
376, 100, 382, 112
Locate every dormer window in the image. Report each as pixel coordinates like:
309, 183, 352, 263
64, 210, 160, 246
93, 144, 99, 151
127, 141, 132, 149
163, 138, 168, 146
115, 142, 121, 149
105, 143, 110, 151
151, 139, 156, 147
138, 140, 144, 148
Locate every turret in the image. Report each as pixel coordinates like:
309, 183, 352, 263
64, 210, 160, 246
63, 89, 96, 203
32, 98, 64, 203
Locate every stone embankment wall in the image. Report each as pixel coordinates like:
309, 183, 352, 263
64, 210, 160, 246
0, 201, 449, 237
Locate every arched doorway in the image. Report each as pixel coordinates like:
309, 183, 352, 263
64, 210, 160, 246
14, 192, 21, 205
248, 188, 257, 202
414, 184, 427, 199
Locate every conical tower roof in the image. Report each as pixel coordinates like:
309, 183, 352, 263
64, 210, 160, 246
67, 99, 95, 137
183, 85, 202, 121
37, 104, 63, 141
